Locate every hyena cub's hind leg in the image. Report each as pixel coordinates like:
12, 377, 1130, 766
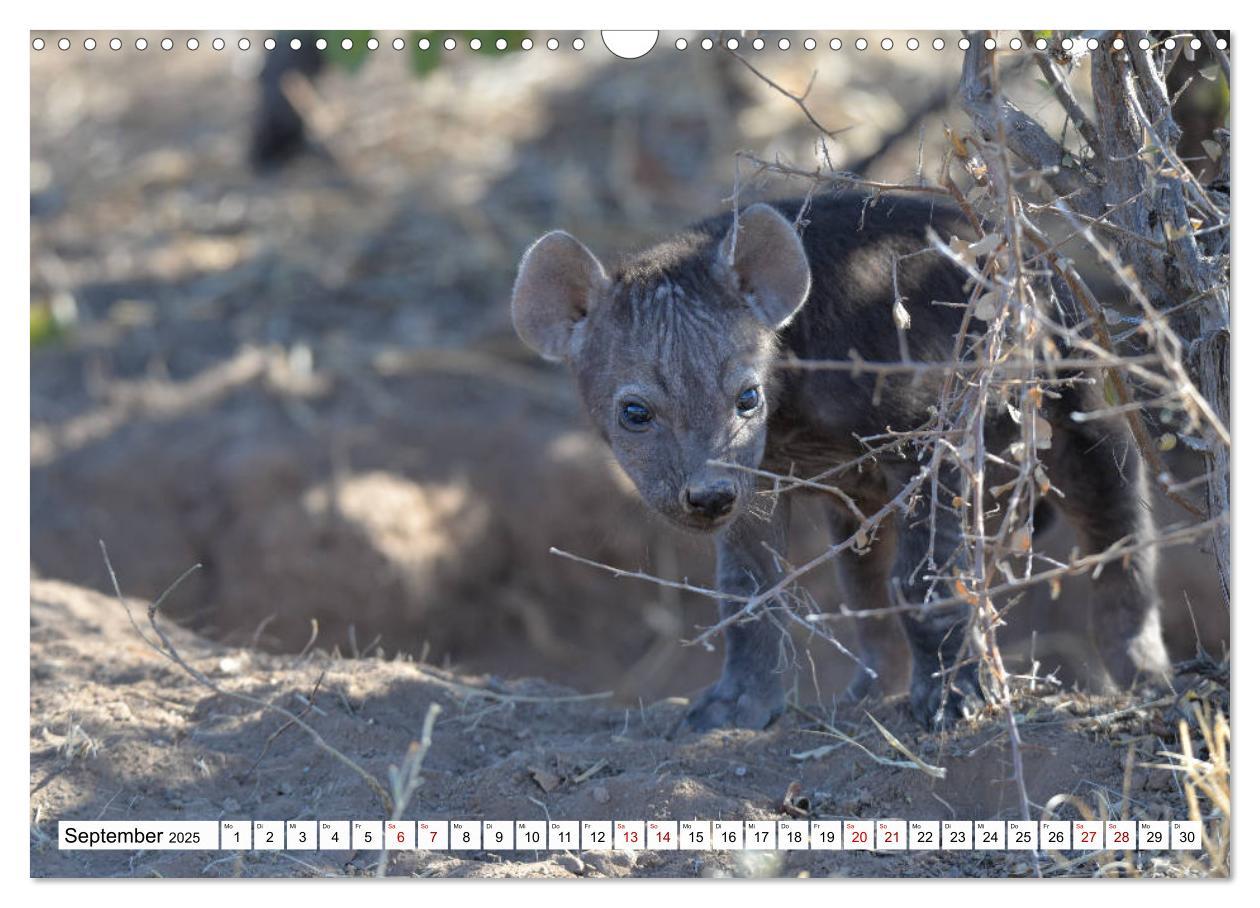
1044, 393, 1172, 690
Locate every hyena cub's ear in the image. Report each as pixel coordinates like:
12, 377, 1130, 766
721, 203, 811, 329
511, 231, 609, 361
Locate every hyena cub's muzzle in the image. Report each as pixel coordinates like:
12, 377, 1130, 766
680, 477, 738, 521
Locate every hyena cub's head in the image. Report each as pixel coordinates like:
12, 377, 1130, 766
511, 203, 811, 532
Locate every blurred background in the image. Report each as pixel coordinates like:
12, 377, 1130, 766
30, 31, 1228, 709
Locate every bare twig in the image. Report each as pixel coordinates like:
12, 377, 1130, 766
726, 50, 844, 138
99, 541, 396, 814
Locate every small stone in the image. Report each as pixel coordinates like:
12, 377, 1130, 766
556, 853, 584, 875
218, 655, 246, 674
591, 785, 611, 804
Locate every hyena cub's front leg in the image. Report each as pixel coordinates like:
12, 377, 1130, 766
825, 504, 905, 704
888, 466, 985, 728
684, 499, 792, 732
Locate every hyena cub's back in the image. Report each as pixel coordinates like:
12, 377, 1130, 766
738, 193, 977, 439
511, 191, 1170, 732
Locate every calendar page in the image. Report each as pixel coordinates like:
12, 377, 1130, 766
27, 7, 1231, 885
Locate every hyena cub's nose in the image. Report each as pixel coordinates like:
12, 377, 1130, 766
682, 481, 737, 519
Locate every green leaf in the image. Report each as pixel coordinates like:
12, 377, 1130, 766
405, 30, 529, 78
323, 31, 373, 72
464, 31, 528, 55
31, 303, 62, 348
1102, 372, 1121, 407
409, 31, 441, 76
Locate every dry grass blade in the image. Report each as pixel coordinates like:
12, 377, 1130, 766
1152, 705, 1230, 876
789, 705, 945, 779
864, 711, 948, 779
377, 702, 442, 877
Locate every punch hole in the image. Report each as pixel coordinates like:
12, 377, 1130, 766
238, 37, 250, 50
803, 37, 816, 50
676, 38, 687, 50
1216, 37, 1228, 50
393, 37, 404, 50
161, 37, 173, 51
601, 31, 656, 58
495, 38, 507, 51
907, 38, 919, 50
521, 38, 533, 50
701, 37, 713, 50
469, 38, 482, 50
186, 37, 198, 50
1009, 37, 1022, 51
84, 37, 96, 50
1086, 38, 1099, 50
855, 38, 868, 51
725, 38, 739, 50
546, 37, 559, 50
1112, 37, 1125, 50
111, 38, 122, 50
880, 38, 893, 51
932, 38, 944, 50
342, 38, 354, 51
751, 37, 764, 50
445, 37, 458, 50
1035, 37, 1047, 50
290, 37, 301, 50
572, 37, 585, 50
264, 38, 276, 50
830, 38, 841, 50
32, 37, 45, 50
212, 38, 224, 50
1190, 37, 1202, 50
367, 37, 379, 50
58, 37, 70, 50
958, 37, 970, 50
1062, 38, 1074, 51
778, 38, 790, 50
1164, 38, 1176, 50
983, 37, 996, 50
315, 38, 327, 50
136, 37, 148, 50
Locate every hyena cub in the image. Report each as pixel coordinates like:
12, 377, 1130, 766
511, 192, 1171, 731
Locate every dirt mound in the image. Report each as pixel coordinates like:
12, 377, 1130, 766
31, 353, 733, 696
30, 579, 1225, 878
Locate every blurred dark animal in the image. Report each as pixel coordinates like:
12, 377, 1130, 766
512, 192, 1171, 731
250, 32, 324, 168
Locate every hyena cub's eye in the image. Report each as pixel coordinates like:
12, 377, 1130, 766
619, 399, 654, 431
736, 386, 761, 416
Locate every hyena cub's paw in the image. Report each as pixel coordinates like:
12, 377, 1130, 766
841, 666, 885, 704
684, 678, 785, 732
909, 662, 983, 730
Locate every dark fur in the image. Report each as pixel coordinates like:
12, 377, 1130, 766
512, 191, 1171, 731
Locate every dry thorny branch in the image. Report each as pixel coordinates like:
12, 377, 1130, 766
551, 30, 1229, 833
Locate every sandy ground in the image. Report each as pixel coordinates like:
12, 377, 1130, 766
31, 578, 1226, 878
